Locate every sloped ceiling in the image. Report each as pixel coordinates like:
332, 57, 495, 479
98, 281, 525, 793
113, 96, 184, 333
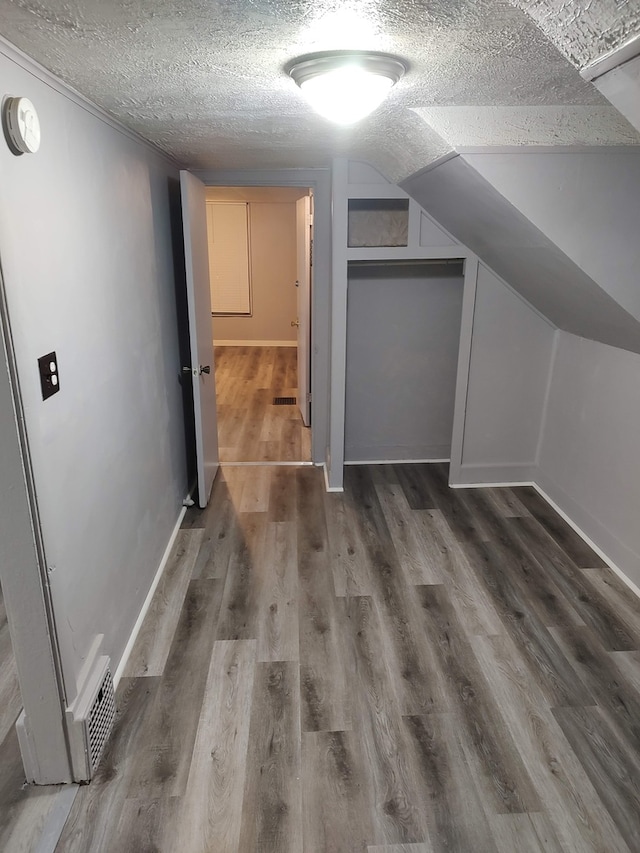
402, 153, 640, 354
0, 0, 638, 182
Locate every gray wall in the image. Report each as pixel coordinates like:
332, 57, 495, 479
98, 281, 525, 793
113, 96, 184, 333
0, 47, 186, 701
459, 264, 557, 482
537, 332, 640, 586
345, 265, 463, 462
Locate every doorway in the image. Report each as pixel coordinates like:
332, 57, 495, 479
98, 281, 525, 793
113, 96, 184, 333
205, 186, 313, 463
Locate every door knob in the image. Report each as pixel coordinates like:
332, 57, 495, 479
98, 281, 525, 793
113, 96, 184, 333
291, 320, 300, 327
199, 365, 211, 375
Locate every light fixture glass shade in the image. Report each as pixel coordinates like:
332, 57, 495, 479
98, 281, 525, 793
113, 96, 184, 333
288, 52, 406, 125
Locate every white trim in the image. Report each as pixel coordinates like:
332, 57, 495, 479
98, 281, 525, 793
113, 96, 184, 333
113, 506, 187, 688
532, 481, 640, 603
449, 257, 479, 482
399, 151, 459, 184
581, 32, 640, 81
345, 458, 450, 465
0, 35, 177, 166
213, 339, 297, 347
450, 470, 640, 605
347, 245, 468, 261
194, 168, 329, 186
323, 463, 343, 492
535, 328, 559, 466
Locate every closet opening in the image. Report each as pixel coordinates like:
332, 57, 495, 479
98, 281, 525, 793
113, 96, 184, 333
345, 258, 465, 464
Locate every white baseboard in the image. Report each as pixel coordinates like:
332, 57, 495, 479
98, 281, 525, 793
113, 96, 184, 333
323, 463, 344, 493
450, 464, 640, 604
533, 472, 640, 602
214, 340, 297, 347
113, 505, 187, 688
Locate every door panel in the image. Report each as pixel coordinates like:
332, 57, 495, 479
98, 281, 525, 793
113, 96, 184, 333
296, 195, 312, 427
180, 170, 219, 507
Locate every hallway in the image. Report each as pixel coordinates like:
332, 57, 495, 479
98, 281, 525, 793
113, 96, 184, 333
215, 346, 311, 463
51, 463, 640, 852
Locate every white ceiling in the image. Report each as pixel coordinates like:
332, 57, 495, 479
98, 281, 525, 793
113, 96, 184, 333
1, 0, 638, 181
512, 0, 640, 68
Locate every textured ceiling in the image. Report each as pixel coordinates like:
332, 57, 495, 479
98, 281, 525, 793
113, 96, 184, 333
511, 0, 640, 68
0, 0, 639, 180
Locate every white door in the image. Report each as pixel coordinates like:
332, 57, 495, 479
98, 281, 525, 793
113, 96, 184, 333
296, 194, 312, 427
180, 170, 219, 507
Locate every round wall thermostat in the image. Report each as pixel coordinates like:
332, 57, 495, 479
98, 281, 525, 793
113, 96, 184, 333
3, 97, 41, 154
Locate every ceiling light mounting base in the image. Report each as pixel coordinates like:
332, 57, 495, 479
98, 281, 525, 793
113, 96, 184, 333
287, 50, 407, 88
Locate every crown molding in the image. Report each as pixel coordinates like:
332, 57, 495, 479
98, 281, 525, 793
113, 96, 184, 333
0, 34, 179, 168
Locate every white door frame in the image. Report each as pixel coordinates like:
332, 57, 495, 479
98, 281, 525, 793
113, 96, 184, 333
295, 194, 312, 427
0, 267, 72, 783
193, 168, 331, 468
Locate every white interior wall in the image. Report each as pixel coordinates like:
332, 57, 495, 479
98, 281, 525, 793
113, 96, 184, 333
537, 332, 640, 587
461, 150, 640, 326
458, 264, 557, 484
0, 45, 187, 704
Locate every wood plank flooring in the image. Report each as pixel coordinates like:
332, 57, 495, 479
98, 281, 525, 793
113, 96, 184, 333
6, 461, 637, 851
215, 346, 311, 463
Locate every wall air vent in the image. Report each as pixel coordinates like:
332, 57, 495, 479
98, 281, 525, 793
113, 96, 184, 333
65, 656, 116, 781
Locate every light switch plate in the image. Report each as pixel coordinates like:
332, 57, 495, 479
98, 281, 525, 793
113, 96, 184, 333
38, 351, 60, 400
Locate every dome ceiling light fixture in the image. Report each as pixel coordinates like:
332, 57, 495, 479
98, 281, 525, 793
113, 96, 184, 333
287, 50, 407, 125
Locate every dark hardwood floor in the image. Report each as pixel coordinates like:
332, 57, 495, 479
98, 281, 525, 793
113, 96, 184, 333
51, 462, 640, 852
215, 346, 311, 463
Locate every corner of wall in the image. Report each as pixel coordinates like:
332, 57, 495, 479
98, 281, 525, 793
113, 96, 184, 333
535, 327, 560, 467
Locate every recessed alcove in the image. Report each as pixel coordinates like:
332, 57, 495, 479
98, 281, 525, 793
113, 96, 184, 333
347, 197, 410, 247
